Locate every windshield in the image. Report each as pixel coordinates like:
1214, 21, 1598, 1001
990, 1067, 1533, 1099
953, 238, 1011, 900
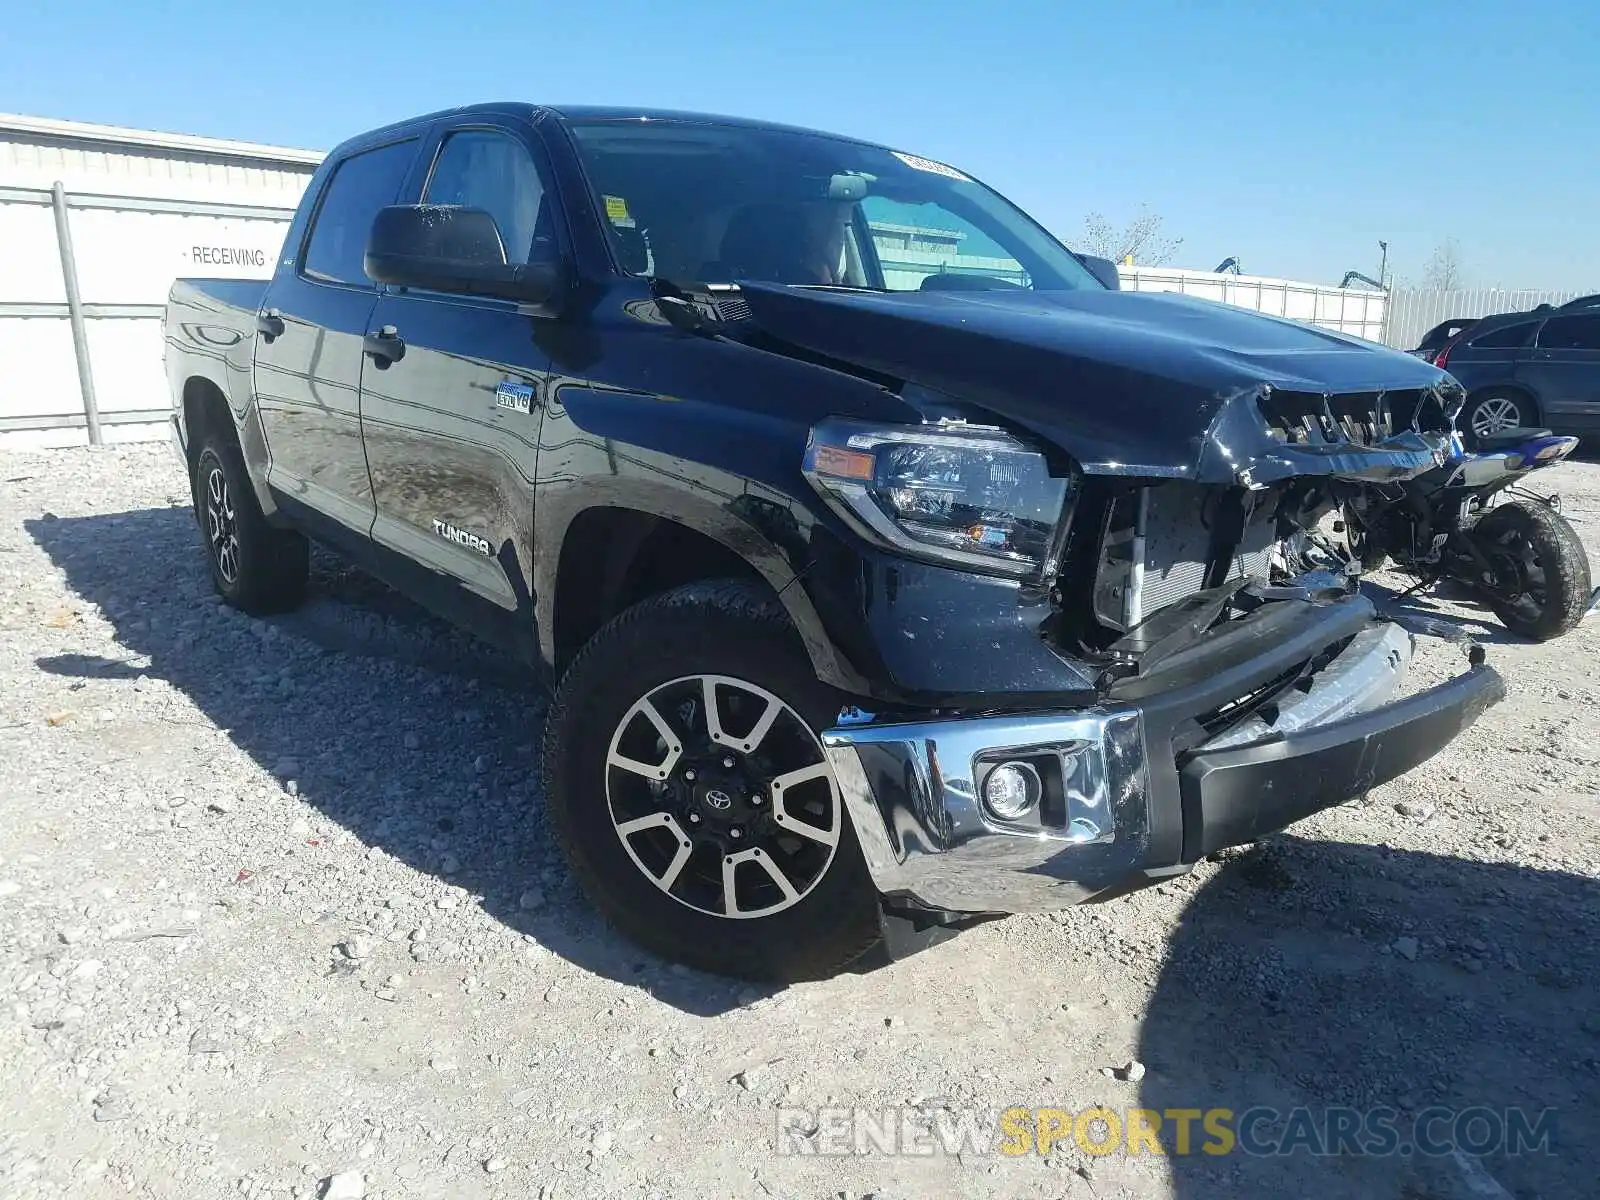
564, 119, 1101, 294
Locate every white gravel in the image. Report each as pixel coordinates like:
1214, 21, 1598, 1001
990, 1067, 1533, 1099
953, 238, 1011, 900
1, 443, 1596, 1199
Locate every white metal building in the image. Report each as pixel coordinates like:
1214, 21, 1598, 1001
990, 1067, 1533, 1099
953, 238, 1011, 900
0, 113, 1389, 448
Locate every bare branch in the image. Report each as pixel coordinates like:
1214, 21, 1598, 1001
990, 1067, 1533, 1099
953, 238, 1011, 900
1422, 238, 1466, 291
1077, 206, 1183, 267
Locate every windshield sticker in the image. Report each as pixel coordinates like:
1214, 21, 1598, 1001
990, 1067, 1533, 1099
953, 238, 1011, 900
603, 194, 635, 227
891, 151, 969, 182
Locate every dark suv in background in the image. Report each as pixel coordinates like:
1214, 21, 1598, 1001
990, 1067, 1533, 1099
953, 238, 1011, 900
1409, 317, 1480, 364
1437, 297, 1600, 446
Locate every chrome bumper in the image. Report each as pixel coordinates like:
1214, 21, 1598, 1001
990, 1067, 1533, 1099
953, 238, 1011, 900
824, 707, 1153, 914
824, 613, 1491, 915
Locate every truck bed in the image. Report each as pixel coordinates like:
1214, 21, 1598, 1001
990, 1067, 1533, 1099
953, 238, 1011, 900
168, 277, 270, 317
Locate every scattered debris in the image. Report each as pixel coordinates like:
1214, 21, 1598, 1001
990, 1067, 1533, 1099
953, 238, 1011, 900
341, 935, 374, 961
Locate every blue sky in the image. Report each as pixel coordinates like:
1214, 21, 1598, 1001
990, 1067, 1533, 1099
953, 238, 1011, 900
4, 0, 1597, 290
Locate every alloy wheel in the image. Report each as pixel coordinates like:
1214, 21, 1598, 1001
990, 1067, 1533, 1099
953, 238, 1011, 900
1470, 396, 1522, 438
204, 465, 241, 584
604, 674, 841, 919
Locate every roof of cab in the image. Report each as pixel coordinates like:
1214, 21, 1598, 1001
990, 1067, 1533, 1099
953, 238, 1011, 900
328, 102, 884, 158
545, 104, 884, 147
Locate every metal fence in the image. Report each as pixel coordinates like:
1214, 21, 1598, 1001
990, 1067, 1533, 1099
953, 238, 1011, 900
1379, 287, 1584, 351
1118, 266, 1387, 342
0, 182, 294, 444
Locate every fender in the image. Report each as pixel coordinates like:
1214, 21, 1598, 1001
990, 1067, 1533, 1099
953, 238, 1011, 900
532, 409, 871, 695
165, 279, 281, 521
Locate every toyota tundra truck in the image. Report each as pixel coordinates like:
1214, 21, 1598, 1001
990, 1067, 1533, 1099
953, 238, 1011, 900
164, 103, 1504, 981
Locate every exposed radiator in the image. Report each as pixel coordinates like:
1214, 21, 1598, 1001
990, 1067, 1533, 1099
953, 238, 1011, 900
1092, 483, 1277, 631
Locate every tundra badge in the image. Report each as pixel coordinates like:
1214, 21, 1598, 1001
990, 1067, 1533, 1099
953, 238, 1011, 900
496, 379, 535, 414
432, 519, 492, 556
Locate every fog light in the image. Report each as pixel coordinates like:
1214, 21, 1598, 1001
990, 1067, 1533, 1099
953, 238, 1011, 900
983, 761, 1041, 821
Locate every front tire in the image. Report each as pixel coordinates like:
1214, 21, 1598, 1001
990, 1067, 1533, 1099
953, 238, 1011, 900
192, 436, 309, 614
1472, 500, 1591, 640
541, 580, 882, 981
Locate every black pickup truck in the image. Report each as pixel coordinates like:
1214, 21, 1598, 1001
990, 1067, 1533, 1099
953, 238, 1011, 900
164, 103, 1503, 981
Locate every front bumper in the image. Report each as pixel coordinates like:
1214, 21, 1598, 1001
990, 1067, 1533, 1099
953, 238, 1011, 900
823, 595, 1504, 913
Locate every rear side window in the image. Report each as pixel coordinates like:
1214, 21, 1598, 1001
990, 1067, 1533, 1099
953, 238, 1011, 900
1468, 321, 1536, 349
424, 129, 548, 265
1536, 314, 1600, 351
302, 139, 418, 286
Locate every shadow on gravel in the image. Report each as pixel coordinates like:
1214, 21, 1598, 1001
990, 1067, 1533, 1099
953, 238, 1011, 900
1356, 577, 1525, 647
28, 506, 751, 1018
1138, 836, 1599, 1199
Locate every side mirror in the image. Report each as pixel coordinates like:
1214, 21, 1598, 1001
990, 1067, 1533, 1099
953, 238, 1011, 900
364, 205, 564, 306
1075, 253, 1123, 291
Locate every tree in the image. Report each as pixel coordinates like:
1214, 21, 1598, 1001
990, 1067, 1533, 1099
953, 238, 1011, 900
1077, 206, 1183, 267
1423, 238, 1466, 291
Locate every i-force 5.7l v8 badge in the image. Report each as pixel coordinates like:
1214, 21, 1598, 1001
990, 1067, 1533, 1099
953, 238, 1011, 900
495, 379, 535, 414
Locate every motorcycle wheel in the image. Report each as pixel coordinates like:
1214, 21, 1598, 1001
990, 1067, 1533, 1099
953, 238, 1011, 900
1471, 500, 1592, 641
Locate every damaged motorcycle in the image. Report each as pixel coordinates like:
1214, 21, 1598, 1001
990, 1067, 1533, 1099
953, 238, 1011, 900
1339, 428, 1598, 640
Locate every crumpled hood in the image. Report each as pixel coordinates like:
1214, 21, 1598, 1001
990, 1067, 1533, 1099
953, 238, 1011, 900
735, 283, 1458, 484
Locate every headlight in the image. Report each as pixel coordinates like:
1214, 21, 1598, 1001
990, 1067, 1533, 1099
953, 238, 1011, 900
802, 419, 1073, 577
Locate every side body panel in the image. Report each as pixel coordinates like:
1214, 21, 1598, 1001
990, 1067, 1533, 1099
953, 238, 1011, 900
164, 277, 269, 444
252, 279, 381, 530
359, 289, 550, 655
1520, 316, 1600, 432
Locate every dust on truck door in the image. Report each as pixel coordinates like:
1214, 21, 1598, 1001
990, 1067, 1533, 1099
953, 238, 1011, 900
357, 122, 554, 659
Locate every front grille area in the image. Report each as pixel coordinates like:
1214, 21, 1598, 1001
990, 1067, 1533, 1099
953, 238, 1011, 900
1092, 483, 1278, 632
1259, 387, 1450, 447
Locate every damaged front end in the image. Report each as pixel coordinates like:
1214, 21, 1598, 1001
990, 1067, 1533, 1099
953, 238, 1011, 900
761, 281, 1501, 916
1046, 377, 1463, 681
816, 386, 1504, 917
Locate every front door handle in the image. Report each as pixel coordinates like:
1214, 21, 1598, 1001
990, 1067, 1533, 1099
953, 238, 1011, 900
256, 308, 285, 342
363, 325, 406, 367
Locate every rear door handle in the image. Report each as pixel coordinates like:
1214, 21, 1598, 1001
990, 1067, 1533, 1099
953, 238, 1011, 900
363, 325, 406, 367
256, 308, 285, 342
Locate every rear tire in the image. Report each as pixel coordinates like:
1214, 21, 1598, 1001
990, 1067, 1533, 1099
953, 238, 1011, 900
1460, 390, 1532, 450
1472, 500, 1591, 640
541, 580, 883, 981
192, 436, 309, 614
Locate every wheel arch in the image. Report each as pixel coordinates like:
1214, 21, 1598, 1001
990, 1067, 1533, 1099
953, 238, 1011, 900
181, 376, 235, 474
541, 499, 861, 692
178, 373, 280, 520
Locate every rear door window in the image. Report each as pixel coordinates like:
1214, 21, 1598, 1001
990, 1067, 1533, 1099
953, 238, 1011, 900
1468, 321, 1537, 349
1535, 314, 1600, 351
302, 140, 418, 286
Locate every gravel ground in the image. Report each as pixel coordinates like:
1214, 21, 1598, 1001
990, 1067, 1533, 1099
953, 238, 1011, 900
1, 444, 1596, 1200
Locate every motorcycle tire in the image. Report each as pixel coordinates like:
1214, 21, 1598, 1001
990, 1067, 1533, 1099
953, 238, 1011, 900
1471, 500, 1592, 641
